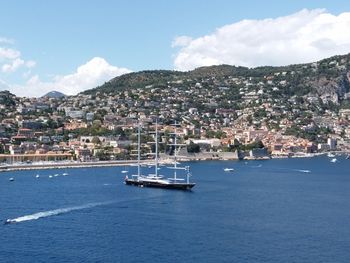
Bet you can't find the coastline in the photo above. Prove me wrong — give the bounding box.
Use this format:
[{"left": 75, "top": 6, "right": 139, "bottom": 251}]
[
  {"left": 0, "top": 160, "right": 154, "bottom": 172},
  {"left": 1, "top": 151, "right": 348, "bottom": 172}
]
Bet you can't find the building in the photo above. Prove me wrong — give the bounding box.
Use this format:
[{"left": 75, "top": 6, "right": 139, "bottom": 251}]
[{"left": 327, "top": 138, "right": 337, "bottom": 150}]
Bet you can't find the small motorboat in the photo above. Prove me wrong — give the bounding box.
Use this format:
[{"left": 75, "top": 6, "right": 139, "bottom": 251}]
[
  {"left": 121, "top": 170, "right": 128, "bottom": 174},
  {"left": 9, "top": 177, "right": 14, "bottom": 182},
  {"left": 49, "top": 175, "right": 53, "bottom": 178},
  {"left": 62, "top": 173, "right": 69, "bottom": 176},
  {"left": 330, "top": 158, "right": 337, "bottom": 163},
  {"left": 4, "top": 219, "right": 15, "bottom": 225},
  {"left": 35, "top": 174, "right": 40, "bottom": 178},
  {"left": 223, "top": 168, "right": 234, "bottom": 172}
]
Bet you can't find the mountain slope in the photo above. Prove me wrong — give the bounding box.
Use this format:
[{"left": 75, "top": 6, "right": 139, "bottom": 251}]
[
  {"left": 42, "top": 91, "right": 66, "bottom": 98},
  {"left": 82, "top": 53, "right": 350, "bottom": 106}
]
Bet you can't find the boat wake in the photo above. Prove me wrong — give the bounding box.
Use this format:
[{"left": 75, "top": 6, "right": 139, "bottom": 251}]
[
  {"left": 251, "top": 164, "right": 262, "bottom": 168},
  {"left": 294, "top": 169, "right": 311, "bottom": 173},
  {"left": 5, "top": 201, "right": 114, "bottom": 224}
]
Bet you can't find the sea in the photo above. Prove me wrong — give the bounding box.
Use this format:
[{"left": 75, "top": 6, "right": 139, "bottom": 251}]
[{"left": 1, "top": 154, "right": 350, "bottom": 263}]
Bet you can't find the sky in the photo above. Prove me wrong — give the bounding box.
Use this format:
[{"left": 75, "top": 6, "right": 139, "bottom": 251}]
[{"left": 0, "top": 0, "right": 350, "bottom": 97}]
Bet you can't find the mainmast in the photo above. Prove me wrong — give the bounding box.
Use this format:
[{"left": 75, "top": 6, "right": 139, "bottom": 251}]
[
  {"left": 137, "top": 122, "right": 141, "bottom": 179},
  {"left": 173, "top": 121, "right": 178, "bottom": 181},
  {"left": 154, "top": 120, "right": 159, "bottom": 178},
  {"left": 167, "top": 121, "right": 188, "bottom": 182}
]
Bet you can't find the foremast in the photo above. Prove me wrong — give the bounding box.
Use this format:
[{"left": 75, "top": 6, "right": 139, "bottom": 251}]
[
  {"left": 168, "top": 121, "right": 191, "bottom": 184},
  {"left": 130, "top": 122, "right": 142, "bottom": 181}
]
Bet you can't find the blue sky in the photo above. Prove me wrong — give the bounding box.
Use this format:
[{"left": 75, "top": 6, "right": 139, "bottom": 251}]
[{"left": 0, "top": 0, "right": 349, "bottom": 96}]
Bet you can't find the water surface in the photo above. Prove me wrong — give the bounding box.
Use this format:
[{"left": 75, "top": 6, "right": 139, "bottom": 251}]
[{"left": 1, "top": 155, "right": 350, "bottom": 262}]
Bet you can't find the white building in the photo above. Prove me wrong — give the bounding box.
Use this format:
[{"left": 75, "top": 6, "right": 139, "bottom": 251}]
[{"left": 327, "top": 138, "right": 337, "bottom": 150}]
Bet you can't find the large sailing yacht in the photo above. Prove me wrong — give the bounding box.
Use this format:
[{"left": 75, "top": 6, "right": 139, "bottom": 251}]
[{"left": 124, "top": 120, "right": 195, "bottom": 190}]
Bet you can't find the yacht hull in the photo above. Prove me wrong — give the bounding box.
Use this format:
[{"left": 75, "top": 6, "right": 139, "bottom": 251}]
[{"left": 125, "top": 179, "right": 195, "bottom": 190}]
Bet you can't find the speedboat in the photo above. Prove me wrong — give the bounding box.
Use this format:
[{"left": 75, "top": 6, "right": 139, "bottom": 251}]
[
  {"left": 62, "top": 173, "right": 69, "bottom": 176},
  {"left": 4, "top": 219, "right": 15, "bottom": 225},
  {"left": 223, "top": 168, "right": 234, "bottom": 172},
  {"left": 9, "top": 177, "right": 14, "bottom": 182},
  {"left": 36, "top": 174, "right": 40, "bottom": 178},
  {"left": 330, "top": 158, "right": 337, "bottom": 163}
]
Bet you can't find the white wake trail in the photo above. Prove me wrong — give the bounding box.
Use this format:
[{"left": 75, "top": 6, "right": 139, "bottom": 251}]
[
  {"left": 7, "top": 201, "right": 114, "bottom": 224},
  {"left": 294, "top": 169, "right": 311, "bottom": 173}
]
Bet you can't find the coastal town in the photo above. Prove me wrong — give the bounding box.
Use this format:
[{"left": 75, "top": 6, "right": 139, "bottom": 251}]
[{"left": 1, "top": 54, "right": 350, "bottom": 166}]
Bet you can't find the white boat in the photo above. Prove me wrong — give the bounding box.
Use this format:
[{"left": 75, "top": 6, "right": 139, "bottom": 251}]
[
  {"left": 223, "top": 168, "right": 234, "bottom": 172},
  {"left": 62, "top": 172, "right": 69, "bottom": 176},
  {"left": 49, "top": 175, "right": 53, "bottom": 178},
  {"left": 9, "top": 177, "right": 14, "bottom": 182},
  {"left": 121, "top": 170, "right": 128, "bottom": 174},
  {"left": 327, "top": 153, "right": 335, "bottom": 158},
  {"left": 4, "top": 219, "right": 15, "bottom": 224},
  {"left": 330, "top": 158, "right": 337, "bottom": 163},
  {"left": 35, "top": 174, "right": 40, "bottom": 178}
]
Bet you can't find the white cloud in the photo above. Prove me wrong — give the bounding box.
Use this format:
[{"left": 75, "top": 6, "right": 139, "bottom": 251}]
[
  {"left": 172, "top": 36, "right": 193, "bottom": 48},
  {"left": 2, "top": 58, "right": 25, "bottom": 73},
  {"left": 9, "top": 57, "right": 132, "bottom": 97},
  {"left": 173, "top": 9, "right": 350, "bottom": 70},
  {"left": 0, "top": 40, "right": 36, "bottom": 73},
  {"left": 0, "top": 37, "right": 14, "bottom": 44},
  {"left": 26, "top": 60, "right": 36, "bottom": 68},
  {"left": 0, "top": 47, "right": 20, "bottom": 60}
]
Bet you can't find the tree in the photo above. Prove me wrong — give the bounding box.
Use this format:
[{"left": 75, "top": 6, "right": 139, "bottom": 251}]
[
  {"left": 187, "top": 141, "right": 200, "bottom": 153},
  {"left": 92, "top": 136, "right": 101, "bottom": 145},
  {"left": 95, "top": 150, "right": 110, "bottom": 161}
]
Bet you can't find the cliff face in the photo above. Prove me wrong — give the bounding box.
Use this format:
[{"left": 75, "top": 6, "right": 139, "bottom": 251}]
[{"left": 310, "top": 75, "right": 349, "bottom": 103}]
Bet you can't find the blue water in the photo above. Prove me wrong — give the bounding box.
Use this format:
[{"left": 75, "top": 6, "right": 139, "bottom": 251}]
[{"left": 1, "top": 155, "right": 350, "bottom": 262}]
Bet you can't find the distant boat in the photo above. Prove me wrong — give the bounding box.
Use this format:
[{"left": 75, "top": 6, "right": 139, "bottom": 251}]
[
  {"left": 9, "top": 177, "right": 14, "bottom": 182},
  {"left": 35, "top": 174, "right": 40, "bottom": 178},
  {"left": 297, "top": 169, "right": 311, "bottom": 173},
  {"left": 121, "top": 170, "right": 128, "bottom": 174},
  {"left": 54, "top": 174, "right": 59, "bottom": 177},
  {"left": 330, "top": 158, "right": 337, "bottom": 163},
  {"left": 223, "top": 168, "right": 234, "bottom": 172},
  {"left": 4, "top": 219, "right": 15, "bottom": 225},
  {"left": 49, "top": 175, "right": 53, "bottom": 178},
  {"left": 62, "top": 172, "right": 69, "bottom": 176},
  {"left": 327, "top": 153, "right": 335, "bottom": 158}
]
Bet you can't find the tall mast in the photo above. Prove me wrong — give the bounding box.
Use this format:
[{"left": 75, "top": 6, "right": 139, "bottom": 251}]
[
  {"left": 137, "top": 122, "right": 141, "bottom": 179},
  {"left": 173, "top": 120, "right": 177, "bottom": 181},
  {"left": 155, "top": 119, "right": 158, "bottom": 177}
]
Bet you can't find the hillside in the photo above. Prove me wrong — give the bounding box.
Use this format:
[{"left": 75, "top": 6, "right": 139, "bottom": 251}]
[
  {"left": 83, "top": 53, "right": 350, "bottom": 106},
  {"left": 42, "top": 91, "right": 66, "bottom": 98}
]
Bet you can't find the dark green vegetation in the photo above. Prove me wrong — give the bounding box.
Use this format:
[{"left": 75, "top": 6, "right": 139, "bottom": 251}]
[{"left": 83, "top": 54, "right": 350, "bottom": 103}]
